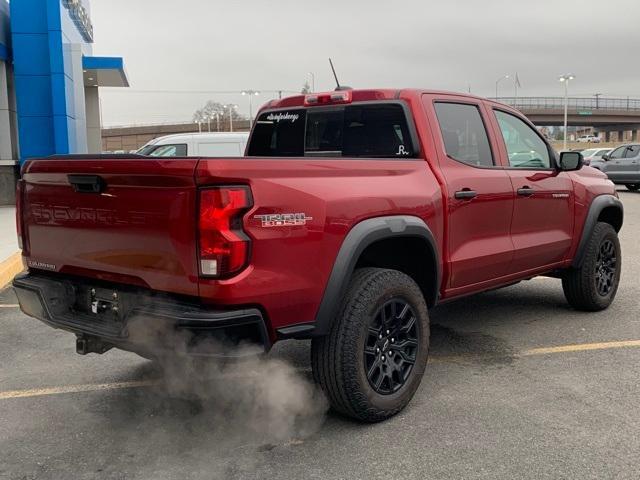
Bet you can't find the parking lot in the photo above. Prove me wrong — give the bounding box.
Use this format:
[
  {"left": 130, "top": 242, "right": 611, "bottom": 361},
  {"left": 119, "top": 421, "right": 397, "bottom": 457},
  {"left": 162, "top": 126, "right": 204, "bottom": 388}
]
[{"left": 1, "top": 189, "right": 639, "bottom": 480}]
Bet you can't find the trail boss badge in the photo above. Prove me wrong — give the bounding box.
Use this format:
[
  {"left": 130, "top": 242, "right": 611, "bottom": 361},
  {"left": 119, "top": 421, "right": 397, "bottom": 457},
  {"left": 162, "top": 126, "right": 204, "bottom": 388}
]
[{"left": 254, "top": 213, "right": 313, "bottom": 227}]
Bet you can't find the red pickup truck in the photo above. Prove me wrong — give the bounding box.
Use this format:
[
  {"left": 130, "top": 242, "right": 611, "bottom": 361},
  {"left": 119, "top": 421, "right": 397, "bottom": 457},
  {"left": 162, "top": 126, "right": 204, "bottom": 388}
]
[{"left": 14, "top": 89, "right": 623, "bottom": 421}]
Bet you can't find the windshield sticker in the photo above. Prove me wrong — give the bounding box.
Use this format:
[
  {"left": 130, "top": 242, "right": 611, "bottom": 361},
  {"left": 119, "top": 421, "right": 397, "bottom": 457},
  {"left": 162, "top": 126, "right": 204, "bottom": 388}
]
[{"left": 266, "top": 112, "right": 300, "bottom": 123}]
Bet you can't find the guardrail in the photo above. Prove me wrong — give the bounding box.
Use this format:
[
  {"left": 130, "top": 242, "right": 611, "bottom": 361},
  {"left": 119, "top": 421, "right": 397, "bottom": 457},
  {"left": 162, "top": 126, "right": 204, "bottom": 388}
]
[
  {"left": 103, "top": 119, "right": 251, "bottom": 130},
  {"left": 102, "top": 121, "right": 197, "bottom": 129},
  {"left": 495, "top": 97, "right": 640, "bottom": 111}
]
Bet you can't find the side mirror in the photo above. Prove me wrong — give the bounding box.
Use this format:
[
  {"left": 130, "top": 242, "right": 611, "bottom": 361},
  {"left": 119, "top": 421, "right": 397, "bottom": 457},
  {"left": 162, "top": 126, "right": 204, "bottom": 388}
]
[
  {"left": 558, "top": 151, "right": 583, "bottom": 171},
  {"left": 602, "top": 154, "right": 610, "bottom": 161}
]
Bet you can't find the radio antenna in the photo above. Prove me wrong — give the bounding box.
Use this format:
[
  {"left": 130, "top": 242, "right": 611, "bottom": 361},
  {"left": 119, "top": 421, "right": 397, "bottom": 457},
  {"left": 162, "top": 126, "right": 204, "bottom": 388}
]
[
  {"left": 329, "top": 58, "right": 341, "bottom": 90},
  {"left": 328, "top": 58, "right": 352, "bottom": 91}
]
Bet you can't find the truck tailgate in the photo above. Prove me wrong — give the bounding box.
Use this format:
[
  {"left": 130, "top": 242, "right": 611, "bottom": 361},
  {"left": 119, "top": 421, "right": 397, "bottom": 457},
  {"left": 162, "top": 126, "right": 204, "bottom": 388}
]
[{"left": 20, "top": 157, "right": 200, "bottom": 297}]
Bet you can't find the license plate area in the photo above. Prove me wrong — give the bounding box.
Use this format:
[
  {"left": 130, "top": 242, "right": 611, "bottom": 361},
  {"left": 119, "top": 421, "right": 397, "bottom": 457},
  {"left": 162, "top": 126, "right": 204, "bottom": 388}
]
[
  {"left": 71, "top": 285, "right": 128, "bottom": 323},
  {"left": 90, "top": 289, "right": 120, "bottom": 316}
]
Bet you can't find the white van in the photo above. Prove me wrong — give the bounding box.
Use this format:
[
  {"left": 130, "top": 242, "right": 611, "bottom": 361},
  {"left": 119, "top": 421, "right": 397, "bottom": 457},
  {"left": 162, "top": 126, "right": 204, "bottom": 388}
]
[{"left": 137, "top": 132, "right": 249, "bottom": 157}]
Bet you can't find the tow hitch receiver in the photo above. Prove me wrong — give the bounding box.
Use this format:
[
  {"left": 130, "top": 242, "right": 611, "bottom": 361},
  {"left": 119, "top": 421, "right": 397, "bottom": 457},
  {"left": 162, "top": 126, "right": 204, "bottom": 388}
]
[
  {"left": 76, "top": 335, "right": 113, "bottom": 355},
  {"left": 89, "top": 288, "right": 121, "bottom": 317}
]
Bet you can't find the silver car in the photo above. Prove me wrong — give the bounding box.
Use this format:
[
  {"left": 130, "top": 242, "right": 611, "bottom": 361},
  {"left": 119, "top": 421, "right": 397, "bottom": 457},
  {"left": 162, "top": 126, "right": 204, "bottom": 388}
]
[
  {"left": 590, "top": 144, "right": 640, "bottom": 192},
  {"left": 581, "top": 147, "right": 612, "bottom": 167}
]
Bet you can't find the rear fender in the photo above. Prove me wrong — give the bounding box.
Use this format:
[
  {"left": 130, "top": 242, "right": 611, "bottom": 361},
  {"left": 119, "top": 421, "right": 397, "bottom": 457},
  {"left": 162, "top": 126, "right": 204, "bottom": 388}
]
[{"left": 306, "top": 215, "right": 440, "bottom": 337}]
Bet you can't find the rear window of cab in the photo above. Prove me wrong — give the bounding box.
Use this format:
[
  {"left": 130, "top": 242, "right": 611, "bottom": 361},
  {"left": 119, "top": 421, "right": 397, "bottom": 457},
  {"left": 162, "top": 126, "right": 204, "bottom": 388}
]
[{"left": 247, "top": 103, "right": 416, "bottom": 158}]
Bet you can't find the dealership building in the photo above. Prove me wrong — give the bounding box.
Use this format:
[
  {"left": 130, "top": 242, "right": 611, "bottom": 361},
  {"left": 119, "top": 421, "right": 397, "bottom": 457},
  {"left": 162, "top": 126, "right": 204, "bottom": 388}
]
[{"left": 0, "top": 0, "right": 128, "bottom": 204}]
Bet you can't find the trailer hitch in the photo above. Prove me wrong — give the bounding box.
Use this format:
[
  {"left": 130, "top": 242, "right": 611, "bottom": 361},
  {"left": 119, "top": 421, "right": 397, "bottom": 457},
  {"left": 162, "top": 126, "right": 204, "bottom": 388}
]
[{"left": 76, "top": 335, "right": 113, "bottom": 355}]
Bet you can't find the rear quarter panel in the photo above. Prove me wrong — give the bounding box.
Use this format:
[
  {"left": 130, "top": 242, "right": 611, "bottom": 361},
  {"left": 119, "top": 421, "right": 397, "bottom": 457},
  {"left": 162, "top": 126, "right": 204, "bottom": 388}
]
[{"left": 196, "top": 158, "right": 443, "bottom": 335}]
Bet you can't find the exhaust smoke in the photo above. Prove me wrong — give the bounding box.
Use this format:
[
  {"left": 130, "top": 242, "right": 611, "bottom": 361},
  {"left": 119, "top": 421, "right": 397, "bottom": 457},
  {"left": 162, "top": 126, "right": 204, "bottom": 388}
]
[{"left": 127, "top": 315, "right": 329, "bottom": 445}]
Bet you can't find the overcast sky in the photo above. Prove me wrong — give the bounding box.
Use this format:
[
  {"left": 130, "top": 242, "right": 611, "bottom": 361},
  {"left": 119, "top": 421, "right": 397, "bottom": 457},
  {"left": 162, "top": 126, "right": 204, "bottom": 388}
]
[{"left": 91, "top": 0, "right": 640, "bottom": 126}]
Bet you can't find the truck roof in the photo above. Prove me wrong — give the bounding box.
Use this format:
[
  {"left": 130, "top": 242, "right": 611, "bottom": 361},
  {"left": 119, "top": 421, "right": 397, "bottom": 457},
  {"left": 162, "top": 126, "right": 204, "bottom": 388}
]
[{"left": 262, "top": 88, "right": 506, "bottom": 110}]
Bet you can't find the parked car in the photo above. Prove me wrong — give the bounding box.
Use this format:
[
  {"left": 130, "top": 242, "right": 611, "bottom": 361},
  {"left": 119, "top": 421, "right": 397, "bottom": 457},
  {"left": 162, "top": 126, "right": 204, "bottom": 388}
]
[
  {"left": 577, "top": 134, "right": 601, "bottom": 143},
  {"left": 14, "top": 88, "right": 623, "bottom": 422},
  {"left": 137, "top": 132, "right": 249, "bottom": 157},
  {"left": 592, "top": 144, "right": 640, "bottom": 191},
  {"left": 581, "top": 147, "right": 613, "bottom": 166}
]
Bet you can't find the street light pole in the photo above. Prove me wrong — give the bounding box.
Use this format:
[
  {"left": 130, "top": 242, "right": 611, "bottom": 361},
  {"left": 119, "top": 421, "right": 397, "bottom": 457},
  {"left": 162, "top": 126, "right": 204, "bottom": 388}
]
[
  {"left": 559, "top": 74, "right": 575, "bottom": 150},
  {"left": 563, "top": 81, "right": 568, "bottom": 149},
  {"left": 495, "top": 74, "right": 510, "bottom": 99},
  {"left": 223, "top": 104, "right": 238, "bottom": 132},
  {"left": 594, "top": 93, "right": 602, "bottom": 110},
  {"left": 308, "top": 72, "right": 315, "bottom": 92},
  {"left": 241, "top": 90, "right": 260, "bottom": 125}
]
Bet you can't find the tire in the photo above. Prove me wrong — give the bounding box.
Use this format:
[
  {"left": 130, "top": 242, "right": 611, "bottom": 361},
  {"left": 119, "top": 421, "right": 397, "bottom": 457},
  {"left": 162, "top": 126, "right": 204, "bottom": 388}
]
[
  {"left": 625, "top": 184, "right": 640, "bottom": 192},
  {"left": 311, "top": 268, "right": 430, "bottom": 422},
  {"left": 562, "top": 222, "right": 621, "bottom": 311}
]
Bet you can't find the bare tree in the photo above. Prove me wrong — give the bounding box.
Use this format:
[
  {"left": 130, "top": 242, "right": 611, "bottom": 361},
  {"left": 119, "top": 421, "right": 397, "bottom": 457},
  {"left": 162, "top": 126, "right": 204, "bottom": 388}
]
[
  {"left": 192, "top": 108, "right": 206, "bottom": 124},
  {"left": 203, "top": 101, "right": 224, "bottom": 118},
  {"left": 193, "top": 101, "right": 246, "bottom": 122},
  {"left": 301, "top": 81, "right": 311, "bottom": 94}
]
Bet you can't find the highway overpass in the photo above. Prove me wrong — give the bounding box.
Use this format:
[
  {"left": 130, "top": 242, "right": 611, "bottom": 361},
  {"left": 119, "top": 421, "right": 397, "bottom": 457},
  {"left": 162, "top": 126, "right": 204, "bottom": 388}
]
[{"left": 496, "top": 97, "right": 640, "bottom": 141}]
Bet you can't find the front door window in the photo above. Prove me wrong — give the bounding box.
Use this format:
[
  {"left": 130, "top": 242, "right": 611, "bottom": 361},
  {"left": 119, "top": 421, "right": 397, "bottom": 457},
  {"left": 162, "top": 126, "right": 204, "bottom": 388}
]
[{"left": 494, "top": 111, "right": 551, "bottom": 169}]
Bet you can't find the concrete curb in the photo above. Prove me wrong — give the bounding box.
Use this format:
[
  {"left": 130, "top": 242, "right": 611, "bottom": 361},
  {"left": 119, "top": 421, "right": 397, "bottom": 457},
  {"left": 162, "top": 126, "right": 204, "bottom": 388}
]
[{"left": 0, "top": 251, "right": 23, "bottom": 289}]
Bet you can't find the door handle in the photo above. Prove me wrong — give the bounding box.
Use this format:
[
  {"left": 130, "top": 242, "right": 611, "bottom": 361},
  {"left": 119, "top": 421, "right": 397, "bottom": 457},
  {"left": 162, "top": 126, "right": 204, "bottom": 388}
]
[
  {"left": 517, "top": 186, "right": 535, "bottom": 197},
  {"left": 454, "top": 189, "right": 477, "bottom": 200},
  {"left": 68, "top": 174, "right": 106, "bottom": 193}
]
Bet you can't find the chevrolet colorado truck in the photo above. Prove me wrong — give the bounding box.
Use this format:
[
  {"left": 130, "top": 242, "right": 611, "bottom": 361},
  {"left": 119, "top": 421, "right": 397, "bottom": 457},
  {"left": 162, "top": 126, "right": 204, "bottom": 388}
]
[{"left": 13, "top": 89, "right": 623, "bottom": 422}]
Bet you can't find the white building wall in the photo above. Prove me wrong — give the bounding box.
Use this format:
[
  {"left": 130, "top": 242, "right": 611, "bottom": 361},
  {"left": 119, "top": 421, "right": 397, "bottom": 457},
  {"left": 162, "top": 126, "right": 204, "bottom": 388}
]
[
  {"left": 68, "top": 43, "right": 88, "bottom": 153},
  {"left": 7, "top": 61, "right": 18, "bottom": 159},
  {"left": 0, "top": 60, "right": 16, "bottom": 163},
  {"left": 84, "top": 86, "right": 101, "bottom": 153}
]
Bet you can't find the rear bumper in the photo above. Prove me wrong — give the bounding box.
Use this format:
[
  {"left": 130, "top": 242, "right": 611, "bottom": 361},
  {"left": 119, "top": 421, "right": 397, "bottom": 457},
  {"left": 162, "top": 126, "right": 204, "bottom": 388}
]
[{"left": 13, "top": 272, "right": 270, "bottom": 358}]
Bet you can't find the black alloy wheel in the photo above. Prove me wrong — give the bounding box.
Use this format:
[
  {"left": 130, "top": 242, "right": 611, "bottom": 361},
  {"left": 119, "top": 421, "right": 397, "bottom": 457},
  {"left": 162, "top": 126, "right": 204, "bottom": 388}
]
[
  {"left": 364, "top": 298, "right": 418, "bottom": 395},
  {"left": 311, "top": 268, "right": 430, "bottom": 421},
  {"left": 595, "top": 239, "right": 617, "bottom": 297}
]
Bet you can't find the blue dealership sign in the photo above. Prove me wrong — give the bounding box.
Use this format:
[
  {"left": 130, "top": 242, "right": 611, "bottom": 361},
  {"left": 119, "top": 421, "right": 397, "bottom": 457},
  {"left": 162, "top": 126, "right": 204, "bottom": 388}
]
[{"left": 62, "top": 0, "right": 94, "bottom": 43}]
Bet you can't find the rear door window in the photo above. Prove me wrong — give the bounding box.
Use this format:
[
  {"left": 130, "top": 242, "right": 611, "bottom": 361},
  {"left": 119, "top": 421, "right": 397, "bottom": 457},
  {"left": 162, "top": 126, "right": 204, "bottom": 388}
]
[
  {"left": 248, "top": 103, "right": 415, "bottom": 158},
  {"left": 434, "top": 102, "right": 494, "bottom": 167}
]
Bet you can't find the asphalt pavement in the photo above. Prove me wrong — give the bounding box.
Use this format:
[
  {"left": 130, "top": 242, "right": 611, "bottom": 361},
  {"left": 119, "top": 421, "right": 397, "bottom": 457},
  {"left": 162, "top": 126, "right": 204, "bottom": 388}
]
[{"left": 1, "top": 190, "right": 639, "bottom": 480}]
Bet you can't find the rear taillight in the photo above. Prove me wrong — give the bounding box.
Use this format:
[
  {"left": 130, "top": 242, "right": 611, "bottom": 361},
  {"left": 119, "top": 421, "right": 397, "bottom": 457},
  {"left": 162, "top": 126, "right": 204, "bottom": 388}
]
[
  {"left": 15, "top": 180, "right": 24, "bottom": 250},
  {"left": 198, "top": 186, "right": 252, "bottom": 278}
]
